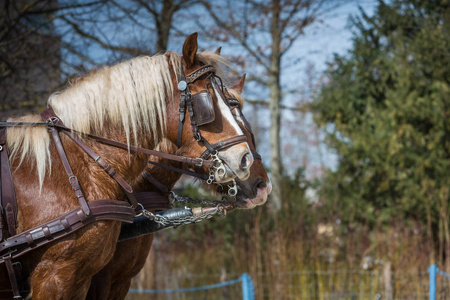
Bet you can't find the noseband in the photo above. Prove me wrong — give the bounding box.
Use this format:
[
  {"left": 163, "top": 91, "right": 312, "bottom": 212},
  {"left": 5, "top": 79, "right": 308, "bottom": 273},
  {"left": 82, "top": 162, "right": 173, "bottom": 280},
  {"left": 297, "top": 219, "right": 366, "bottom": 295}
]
[{"left": 176, "top": 61, "right": 247, "bottom": 159}]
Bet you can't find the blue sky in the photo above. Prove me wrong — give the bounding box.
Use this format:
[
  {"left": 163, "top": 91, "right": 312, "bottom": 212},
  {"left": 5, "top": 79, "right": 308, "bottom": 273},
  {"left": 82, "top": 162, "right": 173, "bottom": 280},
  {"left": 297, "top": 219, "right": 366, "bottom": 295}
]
[{"left": 254, "top": 0, "right": 378, "bottom": 178}]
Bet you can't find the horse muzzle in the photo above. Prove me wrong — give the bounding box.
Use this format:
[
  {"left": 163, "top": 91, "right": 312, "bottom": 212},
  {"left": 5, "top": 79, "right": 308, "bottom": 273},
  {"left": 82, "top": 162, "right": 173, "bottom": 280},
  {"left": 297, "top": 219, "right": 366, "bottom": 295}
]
[{"left": 213, "top": 145, "right": 253, "bottom": 183}]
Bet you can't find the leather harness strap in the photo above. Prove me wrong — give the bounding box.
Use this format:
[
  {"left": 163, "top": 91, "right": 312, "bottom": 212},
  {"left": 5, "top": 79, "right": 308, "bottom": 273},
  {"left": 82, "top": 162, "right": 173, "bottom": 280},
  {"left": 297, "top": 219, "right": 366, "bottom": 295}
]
[
  {"left": 0, "top": 200, "right": 135, "bottom": 263},
  {"left": 134, "top": 192, "right": 172, "bottom": 211},
  {"left": 1, "top": 128, "right": 24, "bottom": 299},
  {"left": 147, "top": 160, "right": 209, "bottom": 181},
  {"left": 0, "top": 128, "right": 17, "bottom": 238},
  {"left": 40, "top": 108, "right": 138, "bottom": 208},
  {"left": 48, "top": 125, "right": 91, "bottom": 216},
  {"left": 142, "top": 172, "right": 170, "bottom": 194},
  {"left": 4, "top": 256, "right": 21, "bottom": 299}
]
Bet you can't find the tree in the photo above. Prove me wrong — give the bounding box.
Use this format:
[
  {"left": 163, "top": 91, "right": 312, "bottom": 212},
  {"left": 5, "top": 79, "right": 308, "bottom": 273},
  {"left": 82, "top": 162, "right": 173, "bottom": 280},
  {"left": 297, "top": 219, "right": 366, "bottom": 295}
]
[
  {"left": 0, "top": 0, "right": 61, "bottom": 118},
  {"left": 312, "top": 0, "right": 450, "bottom": 264},
  {"left": 199, "top": 0, "right": 338, "bottom": 210},
  {"left": 0, "top": 0, "right": 199, "bottom": 118}
]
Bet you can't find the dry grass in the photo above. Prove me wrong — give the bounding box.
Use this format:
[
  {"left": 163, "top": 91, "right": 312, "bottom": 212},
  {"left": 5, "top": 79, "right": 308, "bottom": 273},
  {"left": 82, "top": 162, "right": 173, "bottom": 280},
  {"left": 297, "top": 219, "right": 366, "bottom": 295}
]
[{"left": 125, "top": 203, "right": 443, "bottom": 300}]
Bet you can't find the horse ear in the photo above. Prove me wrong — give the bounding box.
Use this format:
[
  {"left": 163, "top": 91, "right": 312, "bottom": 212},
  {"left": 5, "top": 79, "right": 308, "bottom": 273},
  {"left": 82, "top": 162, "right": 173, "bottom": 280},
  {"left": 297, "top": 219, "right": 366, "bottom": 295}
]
[
  {"left": 182, "top": 32, "right": 198, "bottom": 68},
  {"left": 215, "top": 47, "right": 222, "bottom": 55},
  {"left": 230, "top": 74, "right": 246, "bottom": 94}
]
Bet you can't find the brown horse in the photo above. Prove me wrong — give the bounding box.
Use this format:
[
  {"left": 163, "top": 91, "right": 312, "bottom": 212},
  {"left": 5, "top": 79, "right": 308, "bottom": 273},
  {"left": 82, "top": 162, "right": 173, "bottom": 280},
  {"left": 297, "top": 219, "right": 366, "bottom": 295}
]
[
  {"left": 0, "top": 33, "right": 253, "bottom": 299},
  {"left": 86, "top": 74, "right": 271, "bottom": 299}
]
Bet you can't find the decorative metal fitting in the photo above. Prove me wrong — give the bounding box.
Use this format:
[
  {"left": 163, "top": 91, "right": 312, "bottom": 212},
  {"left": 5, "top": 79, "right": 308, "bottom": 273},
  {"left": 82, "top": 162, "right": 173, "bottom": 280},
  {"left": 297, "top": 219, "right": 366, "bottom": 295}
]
[
  {"left": 47, "top": 116, "right": 59, "bottom": 125},
  {"left": 178, "top": 80, "right": 187, "bottom": 91}
]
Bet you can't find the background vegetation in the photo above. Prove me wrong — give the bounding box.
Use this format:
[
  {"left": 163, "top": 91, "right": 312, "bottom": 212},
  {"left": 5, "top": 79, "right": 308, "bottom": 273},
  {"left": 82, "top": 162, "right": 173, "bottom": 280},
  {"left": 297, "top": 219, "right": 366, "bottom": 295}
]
[{"left": 2, "top": 0, "right": 450, "bottom": 298}]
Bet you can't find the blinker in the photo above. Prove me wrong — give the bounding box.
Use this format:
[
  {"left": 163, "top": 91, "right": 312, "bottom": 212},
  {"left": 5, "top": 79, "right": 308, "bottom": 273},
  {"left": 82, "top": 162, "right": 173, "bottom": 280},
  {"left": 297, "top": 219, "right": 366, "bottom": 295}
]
[{"left": 191, "top": 91, "right": 215, "bottom": 126}]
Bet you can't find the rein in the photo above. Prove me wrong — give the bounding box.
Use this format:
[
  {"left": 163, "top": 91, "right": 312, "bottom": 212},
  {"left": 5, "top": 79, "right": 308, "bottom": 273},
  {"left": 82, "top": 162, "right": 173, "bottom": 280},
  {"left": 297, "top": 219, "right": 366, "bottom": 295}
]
[{"left": 0, "top": 118, "right": 216, "bottom": 168}]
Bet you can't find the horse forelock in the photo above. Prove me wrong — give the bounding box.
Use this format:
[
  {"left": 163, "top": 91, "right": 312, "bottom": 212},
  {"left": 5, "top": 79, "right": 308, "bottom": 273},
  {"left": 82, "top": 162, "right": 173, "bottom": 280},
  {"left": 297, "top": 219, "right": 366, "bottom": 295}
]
[
  {"left": 196, "top": 51, "right": 230, "bottom": 80},
  {"left": 169, "top": 51, "right": 230, "bottom": 85}
]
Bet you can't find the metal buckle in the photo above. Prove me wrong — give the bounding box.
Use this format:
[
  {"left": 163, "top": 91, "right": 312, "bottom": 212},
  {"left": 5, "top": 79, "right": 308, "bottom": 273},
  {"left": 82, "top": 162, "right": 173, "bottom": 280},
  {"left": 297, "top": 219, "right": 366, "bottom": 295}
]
[
  {"left": 68, "top": 175, "right": 78, "bottom": 185},
  {"left": 194, "top": 132, "right": 202, "bottom": 141},
  {"left": 194, "top": 158, "right": 204, "bottom": 167},
  {"left": 1, "top": 249, "right": 17, "bottom": 260}
]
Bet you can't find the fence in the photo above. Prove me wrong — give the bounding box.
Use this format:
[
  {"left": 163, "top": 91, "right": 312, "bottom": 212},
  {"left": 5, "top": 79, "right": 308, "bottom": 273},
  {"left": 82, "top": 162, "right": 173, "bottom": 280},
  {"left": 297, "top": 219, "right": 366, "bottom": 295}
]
[
  {"left": 129, "top": 273, "right": 255, "bottom": 300},
  {"left": 127, "top": 267, "right": 450, "bottom": 299},
  {"left": 127, "top": 269, "right": 435, "bottom": 299},
  {"left": 429, "top": 264, "right": 450, "bottom": 300}
]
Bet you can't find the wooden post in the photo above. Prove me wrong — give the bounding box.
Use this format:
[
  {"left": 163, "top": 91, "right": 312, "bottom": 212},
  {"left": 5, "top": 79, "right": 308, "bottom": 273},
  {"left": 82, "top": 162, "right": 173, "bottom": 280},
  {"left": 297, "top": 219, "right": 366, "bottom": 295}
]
[{"left": 383, "top": 262, "right": 393, "bottom": 300}]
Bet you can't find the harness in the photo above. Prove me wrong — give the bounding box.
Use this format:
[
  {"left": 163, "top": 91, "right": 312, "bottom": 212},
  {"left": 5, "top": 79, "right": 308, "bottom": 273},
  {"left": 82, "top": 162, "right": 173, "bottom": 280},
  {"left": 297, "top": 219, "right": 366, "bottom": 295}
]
[{"left": 0, "top": 60, "right": 250, "bottom": 298}]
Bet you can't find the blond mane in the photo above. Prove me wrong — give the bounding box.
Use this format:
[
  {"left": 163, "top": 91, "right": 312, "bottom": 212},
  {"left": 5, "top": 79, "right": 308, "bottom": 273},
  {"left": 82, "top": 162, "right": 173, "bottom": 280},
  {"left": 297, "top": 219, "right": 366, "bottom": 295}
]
[{"left": 7, "top": 54, "right": 174, "bottom": 186}]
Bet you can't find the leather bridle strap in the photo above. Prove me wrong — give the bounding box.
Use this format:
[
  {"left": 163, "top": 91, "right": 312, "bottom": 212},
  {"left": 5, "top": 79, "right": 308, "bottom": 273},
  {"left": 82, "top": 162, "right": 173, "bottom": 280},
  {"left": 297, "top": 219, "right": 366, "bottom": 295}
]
[
  {"left": 176, "top": 63, "right": 216, "bottom": 148},
  {"left": 147, "top": 160, "right": 209, "bottom": 181},
  {"left": 200, "top": 135, "right": 248, "bottom": 160},
  {"left": 185, "top": 65, "right": 215, "bottom": 84},
  {"left": 176, "top": 62, "right": 188, "bottom": 148}
]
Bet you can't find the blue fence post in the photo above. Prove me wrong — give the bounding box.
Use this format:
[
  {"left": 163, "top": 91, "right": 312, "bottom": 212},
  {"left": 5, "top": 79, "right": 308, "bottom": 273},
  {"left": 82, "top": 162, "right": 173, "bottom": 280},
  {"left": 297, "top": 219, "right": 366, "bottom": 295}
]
[
  {"left": 241, "top": 273, "right": 255, "bottom": 300},
  {"left": 429, "top": 264, "right": 437, "bottom": 300}
]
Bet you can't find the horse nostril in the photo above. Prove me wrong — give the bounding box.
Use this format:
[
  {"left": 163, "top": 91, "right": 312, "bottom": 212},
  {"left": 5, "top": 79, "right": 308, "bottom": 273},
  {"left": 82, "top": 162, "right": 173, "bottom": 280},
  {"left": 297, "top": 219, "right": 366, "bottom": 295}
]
[
  {"left": 240, "top": 153, "right": 251, "bottom": 170},
  {"left": 253, "top": 178, "right": 267, "bottom": 195}
]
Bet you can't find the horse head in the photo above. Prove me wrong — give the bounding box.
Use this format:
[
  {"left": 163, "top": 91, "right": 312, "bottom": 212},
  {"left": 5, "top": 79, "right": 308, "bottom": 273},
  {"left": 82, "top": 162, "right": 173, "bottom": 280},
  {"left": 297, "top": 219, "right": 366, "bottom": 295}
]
[
  {"left": 221, "top": 75, "right": 272, "bottom": 209},
  {"left": 164, "top": 33, "right": 253, "bottom": 184}
]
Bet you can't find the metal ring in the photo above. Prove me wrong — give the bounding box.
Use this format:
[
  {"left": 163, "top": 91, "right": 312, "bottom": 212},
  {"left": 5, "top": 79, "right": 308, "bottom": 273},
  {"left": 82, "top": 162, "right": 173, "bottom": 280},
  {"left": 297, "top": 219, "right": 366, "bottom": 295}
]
[
  {"left": 228, "top": 188, "right": 237, "bottom": 197},
  {"left": 0, "top": 145, "right": 3, "bottom": 152}
]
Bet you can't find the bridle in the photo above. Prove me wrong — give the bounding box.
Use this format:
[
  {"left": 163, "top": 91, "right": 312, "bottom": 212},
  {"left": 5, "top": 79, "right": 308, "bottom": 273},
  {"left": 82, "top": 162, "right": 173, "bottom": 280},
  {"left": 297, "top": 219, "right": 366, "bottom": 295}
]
[
  {"left": 222, "top": 89, "right": 262, "bottom": 161},
  {"left": 176, "top": 60, "right": 248, "bottom": 160}
]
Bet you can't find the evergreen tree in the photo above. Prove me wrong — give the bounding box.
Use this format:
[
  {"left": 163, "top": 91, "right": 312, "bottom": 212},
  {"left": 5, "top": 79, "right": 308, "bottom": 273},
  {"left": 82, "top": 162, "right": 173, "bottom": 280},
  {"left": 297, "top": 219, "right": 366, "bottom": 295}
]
[{"left": 312, "top": 0, "right": 450, "bottom": 262}]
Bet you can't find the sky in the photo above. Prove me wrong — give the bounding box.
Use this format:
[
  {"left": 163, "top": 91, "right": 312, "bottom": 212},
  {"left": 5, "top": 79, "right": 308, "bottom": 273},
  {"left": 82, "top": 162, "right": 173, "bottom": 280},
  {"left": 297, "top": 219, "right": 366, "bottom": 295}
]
[{"left": 252, "top": 0, "right": 379, "bottom": 179}]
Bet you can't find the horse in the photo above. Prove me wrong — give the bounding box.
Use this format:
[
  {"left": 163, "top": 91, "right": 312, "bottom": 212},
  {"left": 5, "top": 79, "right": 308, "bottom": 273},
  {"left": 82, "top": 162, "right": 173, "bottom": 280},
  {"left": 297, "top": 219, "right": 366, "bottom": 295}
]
[
  {"left": 86, "top": 72, "right": 272, "bottom": 300},
  {"left": 0, "top": 33, "right": 253, "bottom": 299}
]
